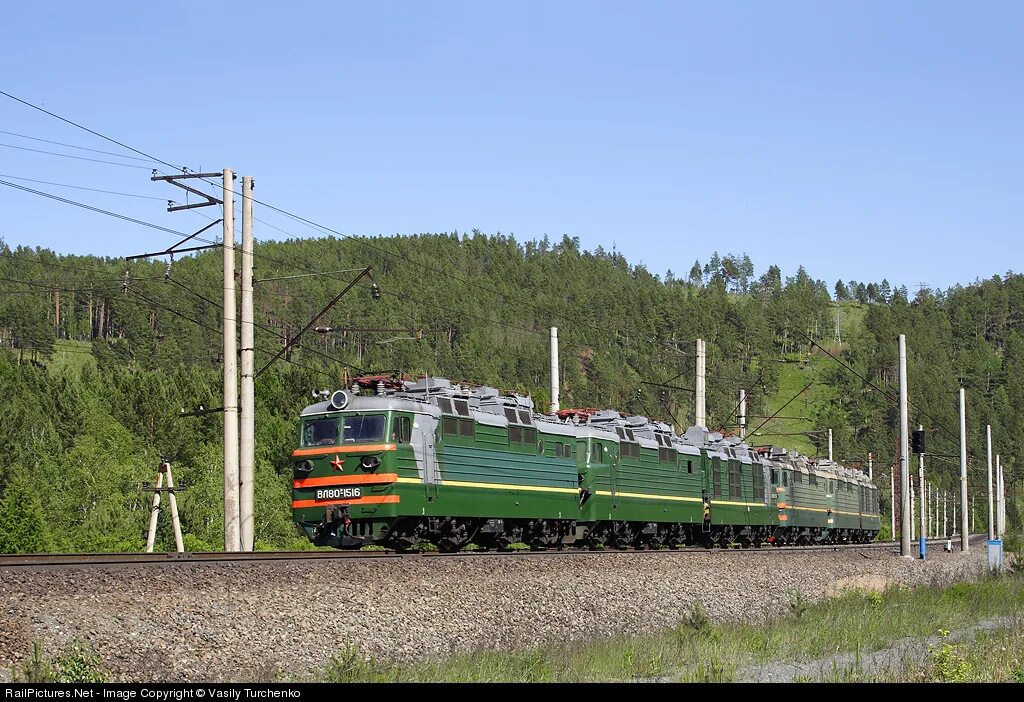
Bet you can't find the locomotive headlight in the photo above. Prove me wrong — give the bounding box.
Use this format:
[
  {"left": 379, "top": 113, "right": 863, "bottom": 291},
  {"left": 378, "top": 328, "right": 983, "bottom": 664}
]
[
  {"left": 360, "top": 455, "right": 381, "bottom": 471},
  {"left": 295, "top": 460, "right": 314, "bottom": 474}
]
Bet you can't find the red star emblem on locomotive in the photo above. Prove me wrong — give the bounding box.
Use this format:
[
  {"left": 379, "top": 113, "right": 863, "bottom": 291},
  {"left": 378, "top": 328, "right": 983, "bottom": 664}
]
[{"left": 329, "top": 455, "right": 345, "bottom": 472}]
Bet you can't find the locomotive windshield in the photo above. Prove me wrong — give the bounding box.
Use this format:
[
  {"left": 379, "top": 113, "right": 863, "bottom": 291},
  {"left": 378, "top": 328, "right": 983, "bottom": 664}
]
[
  {"left": 302, "top": 417, "right": 339, "bottom": 446},
  {"left": 342, "top": 414, "right": 386, "bottom": 443}
]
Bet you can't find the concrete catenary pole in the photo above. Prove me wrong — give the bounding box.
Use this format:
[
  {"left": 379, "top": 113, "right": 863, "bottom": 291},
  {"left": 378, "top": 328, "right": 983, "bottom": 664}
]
[
  {"left": 919, "top": 424, "right": 926, "bottom": 558},
  {"left": 828, "top": 428, "right": 833, "bottom": 462},
  {"left": 996, "top": 454, "right": 1004, "bottom": 538},
  {"left": 549, "top": 327, "right": 559, "bottom": 414},
  {"left": 239, "top": 175, "right": 255, "bottom": 552},
  {"left": 898, "top": 334, "right": 912, "bottom": 556},
  {"left": 986, "top": 424, "right": 994, "bottom": 541},
  {"left": 695, "top": 339, "right": 706, "bottom": 427},
  {"left": 739, "top": 389, "right": 746, "bottom": 439},
  {"left": 959, "top": 387, "right": 969, "bottom": 551},
  {"left": 222, "top": 168, "right": 240, "bottom": 552},
  {"left": 868, "top": 452, "right": 873, "bottom": 480},
  {"left": 889, "top": 468, "right": 896, "bottom": 539}
]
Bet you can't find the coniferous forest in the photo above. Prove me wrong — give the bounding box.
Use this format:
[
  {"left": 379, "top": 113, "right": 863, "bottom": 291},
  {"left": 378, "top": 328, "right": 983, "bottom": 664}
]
[{"left": 0, "top": 233, "right": 1020, "bottom": 552}]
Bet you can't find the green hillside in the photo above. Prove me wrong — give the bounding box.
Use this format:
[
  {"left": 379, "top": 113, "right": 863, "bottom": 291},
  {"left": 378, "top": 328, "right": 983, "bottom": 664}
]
[{"left": 0, "top": 235, "right": 1020, "bottom": 551}]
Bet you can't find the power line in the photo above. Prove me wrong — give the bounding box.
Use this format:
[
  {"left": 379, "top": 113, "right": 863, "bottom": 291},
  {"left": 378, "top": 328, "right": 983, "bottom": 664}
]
[
  {"left": 0, "top": 90, "right": 596, "bottom": 335},
  {"left": 0, "top": 129, "right": 157, "bottom": 162},
  {"left": 0, "top": 89, "right": 180, "bottom": 170},
  {"left": 0, "top": 173, "right": 165, "bottom": 200},
  {"left": 0, "top": 142, "right": 152, "bottom": 169},
  {"left": 0, "top": 179, "right": 187, "bottom": 236}
]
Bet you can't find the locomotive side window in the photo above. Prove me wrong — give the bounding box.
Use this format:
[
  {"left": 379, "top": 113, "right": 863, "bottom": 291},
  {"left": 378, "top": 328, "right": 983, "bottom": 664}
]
[
  {"left": 302, "top": 417, "right": 339, "bottom": 447},
  {"left": 590, "top": 442, "right": 601, "bottom": 462},
  {"left": 686, "top": 459, "right": 694, "bottom": 474},
  {"left": 771, "top": 469, "right": 778, "bottom": 484},
  {"left": 443, "top": 416, "right": 459, "bottom": 436},
  {"left": 504, "top": 408, "right": 518, "bottom": 423},
  {"left": 454, "top": 399, "right": 470, "bottom": 416},
  {"left": 458, "top": 418, "right": 474, "bottom": 437},
  {"left": 393, "top": 416, "right": 412, "bottom": 444},
  {"left": 782, "top": 471, "right": 788, "bottom": 487}
]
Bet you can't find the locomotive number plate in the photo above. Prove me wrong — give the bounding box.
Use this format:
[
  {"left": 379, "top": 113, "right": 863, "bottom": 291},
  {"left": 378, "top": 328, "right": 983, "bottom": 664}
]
[{"left": 315, "top": 487, "right": 362, "bottom": 501}]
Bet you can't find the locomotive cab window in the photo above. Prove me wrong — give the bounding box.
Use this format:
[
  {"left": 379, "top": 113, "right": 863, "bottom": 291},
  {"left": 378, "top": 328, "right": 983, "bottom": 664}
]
[
  {"left": 342, "top": 414, "right": 386, "bottom": 443},
  {"left": 302, "top": 416, "right": 339, "bottom": 447}
]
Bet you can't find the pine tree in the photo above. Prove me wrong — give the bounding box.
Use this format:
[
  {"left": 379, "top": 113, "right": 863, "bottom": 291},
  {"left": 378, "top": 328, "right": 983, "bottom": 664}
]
[{"left": 0, "top": 469, "right": 53, "bottom": 553}]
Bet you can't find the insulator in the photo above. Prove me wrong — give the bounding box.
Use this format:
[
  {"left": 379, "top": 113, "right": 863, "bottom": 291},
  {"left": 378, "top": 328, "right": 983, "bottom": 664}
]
[{"left": 370, "top": 282, "right": 381, "bottom": 300}]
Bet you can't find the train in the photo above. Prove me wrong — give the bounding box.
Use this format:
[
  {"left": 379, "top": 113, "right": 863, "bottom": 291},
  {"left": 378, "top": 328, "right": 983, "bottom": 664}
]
[{"left": 291, "top": 376, "right": 880, "bottom": 550}]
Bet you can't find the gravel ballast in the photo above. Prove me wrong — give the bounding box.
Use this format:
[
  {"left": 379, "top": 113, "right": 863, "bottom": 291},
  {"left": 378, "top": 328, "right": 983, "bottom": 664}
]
[{"left": 0, "top": 544, "right": 987, "bottom": 681}]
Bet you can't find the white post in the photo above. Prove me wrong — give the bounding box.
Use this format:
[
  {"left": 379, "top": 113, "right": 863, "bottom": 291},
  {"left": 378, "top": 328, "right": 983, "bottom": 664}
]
[
  {"left": 223, "top": 168, "right": 240, "bottom": 552},
  {"left": 868, "top": 452, "right": 873, "bottom": 480},
  {"left": 239, "top": 175, "right": 255, "bottom": 552},
  {"left": 828, "top": 428, "right": 833, "bottom": 462},
  {"left": 165, "top": 462, "right": 185, "bottom": 553},
  {"left": 739, "top": 389, "right": 746, "bottom": 439},
  {"left": 953, "top": 499, "right": 957, "bottom": 537},
  {"left": 986, "top": 424, "right": 994, "bottom": 541},
  {"left": 919, "top": 424, "right": 926, "bottom": 556},
  {"left": 959, "top": 387, "right": 969, "bottom": 551},
  {"left": 913, "top": 478, "right": 921, "bottom": 544},
  {"left": 890, "top": 468, "right": 896, "bottom": 539},
  {"left": 898, "top": 334, "right": 912, "bottom": 556},
  {"left": 549, "top": 327, "right": 560, "bottom": 414},
  {"left": 943, "top": 491, "right": 948, "bottom": 539},
  {"left": 145, "top": 472, "right": 164, "bottom": 553},
  {"left": 695, "top": 339, "right": 706, "bottom": 427}
]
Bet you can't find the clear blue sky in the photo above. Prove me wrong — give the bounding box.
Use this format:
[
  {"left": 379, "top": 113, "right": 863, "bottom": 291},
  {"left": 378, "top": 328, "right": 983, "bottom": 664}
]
[{"left": 1, "top": 1, "right": 1021, "bottom": 290}]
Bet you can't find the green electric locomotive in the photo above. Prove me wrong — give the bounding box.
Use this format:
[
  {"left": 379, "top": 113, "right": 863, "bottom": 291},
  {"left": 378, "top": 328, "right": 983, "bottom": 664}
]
[{"left": 291, "top": 377, "right": 880, "bottom": 550}]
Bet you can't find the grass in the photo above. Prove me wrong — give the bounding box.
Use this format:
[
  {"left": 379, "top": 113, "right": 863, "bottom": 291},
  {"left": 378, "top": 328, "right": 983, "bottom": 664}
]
[
  {"left": 749, "top": 356, "right": 825, "bottom": 455},
  {"left": 45, "top": 340, "right": 96, "bottom": 376},
  {"left": 318, "top": 574, "right": 1024, "bottom": 682}
]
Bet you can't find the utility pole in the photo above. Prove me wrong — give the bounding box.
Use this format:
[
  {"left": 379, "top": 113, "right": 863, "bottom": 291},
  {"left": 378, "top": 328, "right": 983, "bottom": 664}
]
[
  {"left": 919, "top": 424, "right": 926, "bottom": 558},
  {"left": 144, "top": 170, "right": 236, "bottom": 552},
  {"left": 549, "top": 327, "right": 559, "bottom": 414},
  {"left": 239, "top": 175, "right": 255, "bottom": 552},
  {"left": 695, "top": 339, "right": 706, "bottom": 427},
  {"left": 738, "top": 389, "right": 746, "bottom": 439},
  {"left": 959, "top": 387, "right": 969, "bottom": 551},
  {"left": 889, "top": 468, "right": 896, "bottom": 539},
  {"left": 898, "top": 334, "right": 912, "bottom": 557},
  {"left": 986, "top": 424, "right": 994, "bottom": 541},
  {"left": 868, "top": 452, "right": 873, "bottom": 480},
  {"left": 996, "top": 454, "right": 1004, "bottom": 538},
  {"left": 223, "top": 168, "right": 240, "bottom": 552},
  {"left": 828, "top": 428, "right": 833, "bottom": 462}
]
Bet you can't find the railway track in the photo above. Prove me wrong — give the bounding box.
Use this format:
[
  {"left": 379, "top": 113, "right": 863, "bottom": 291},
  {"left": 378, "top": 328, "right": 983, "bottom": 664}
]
[{"left": 0, "top": 537, "right": 971, "bottom": 569}]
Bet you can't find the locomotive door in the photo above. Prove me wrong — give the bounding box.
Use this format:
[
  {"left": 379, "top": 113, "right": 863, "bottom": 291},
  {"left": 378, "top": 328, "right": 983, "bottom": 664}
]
[
  {"left": 825, "top": 478, "right": 837, "bottom": 531},
  {"left": 608, "top": 442, "right": 621, "bottom": 511},
  {"left": 412, "top": 414, "right": 440, "bottom": 502}
]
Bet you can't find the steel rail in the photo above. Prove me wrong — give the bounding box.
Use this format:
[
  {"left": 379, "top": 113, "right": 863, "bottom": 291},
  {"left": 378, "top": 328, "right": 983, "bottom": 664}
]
[{"left": 0, "top": 537, "right": 976, "bottom": 570}]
